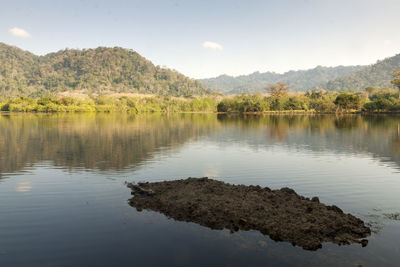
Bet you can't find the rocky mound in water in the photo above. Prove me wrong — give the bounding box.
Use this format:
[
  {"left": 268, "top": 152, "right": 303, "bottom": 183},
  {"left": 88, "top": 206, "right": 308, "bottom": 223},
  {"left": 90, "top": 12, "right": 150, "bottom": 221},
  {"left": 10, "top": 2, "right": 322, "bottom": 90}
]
[{"left": 127, "top": 177, "right": 371, "bottom": 250}]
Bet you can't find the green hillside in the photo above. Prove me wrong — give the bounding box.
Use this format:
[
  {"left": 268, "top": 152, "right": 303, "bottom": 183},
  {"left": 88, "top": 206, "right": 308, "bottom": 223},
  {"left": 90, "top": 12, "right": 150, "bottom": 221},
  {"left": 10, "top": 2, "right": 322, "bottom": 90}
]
[
  {"left": 0, "top": 43, "right": 210, "bottom": 97},
  {"left": 316, "top": 54, "right": 400, "bottom": 91},
  {"left": 200, "top": 65, "right": 364, "bottom": 94}
]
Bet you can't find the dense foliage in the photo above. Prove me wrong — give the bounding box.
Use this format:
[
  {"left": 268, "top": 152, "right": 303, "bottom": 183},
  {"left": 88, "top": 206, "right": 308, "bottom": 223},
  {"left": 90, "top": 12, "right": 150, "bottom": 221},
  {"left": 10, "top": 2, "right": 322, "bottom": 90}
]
[
  {"left": 2, "top": 85, "right": 400, "bottom": 114},
  {"left": 392, "top": 69, "right": 400, "bottom": 90},
  {"left": 216, "top": 93, "right": 332, "bottom": 113},
  {"left": 200, "top": 65, "right": 364, "bottom": 94},
  {"left": 215, "top": 88, "right": 400, "bottom": 113},
  {"left": 0, "top": 43, "right": 210, "bottom": 97},
  {"left": 316, "top": 54, "right": 400, "bottom": 91},
  {"left": 0, "top": 95, "right": 218, "bottom": 113}
]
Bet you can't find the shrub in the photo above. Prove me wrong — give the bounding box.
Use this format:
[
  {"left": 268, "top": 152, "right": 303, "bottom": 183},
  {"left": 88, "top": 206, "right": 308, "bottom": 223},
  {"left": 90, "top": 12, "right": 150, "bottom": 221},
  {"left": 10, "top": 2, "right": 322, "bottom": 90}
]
[
  {"left": 240, "top": 95, "right": 268, "bottom": 112},
  {"left": 334, "top": 93, "right": 362, "bottom": 110},
  {"left": 309, "top": 98, "right": 336, "bottom": 113},
  {"left": 284, "top": 97, "right": 308, "bottom": 110},
  {"left": 217, "top": 98, "right": 239, "bottom": 112}
]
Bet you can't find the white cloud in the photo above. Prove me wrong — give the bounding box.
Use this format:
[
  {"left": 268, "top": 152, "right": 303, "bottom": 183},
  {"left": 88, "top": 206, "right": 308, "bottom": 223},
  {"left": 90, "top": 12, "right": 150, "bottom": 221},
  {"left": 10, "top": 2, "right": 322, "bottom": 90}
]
[
  {"left": 9, "top": 27, "right": 31, "bottom": 38},
  {"left": 202, "top": 41, "right": 223, "bottom": 51}
]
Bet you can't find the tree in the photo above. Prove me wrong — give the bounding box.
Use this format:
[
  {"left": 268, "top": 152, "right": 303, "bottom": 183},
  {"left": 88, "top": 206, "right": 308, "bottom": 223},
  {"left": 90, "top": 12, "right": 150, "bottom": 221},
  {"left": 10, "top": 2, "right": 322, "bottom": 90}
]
[
  {"left": 391, "top": 69, "right": 400, "bottom": 98},
  {"left": 264, "top": 83, "right": 289, "bottom": 97},
  {"left": 334, "top": 93, "right": 362, "bottom": 111},
  {"left": 365, "top": 86, "right": 379, "bottom": 98}
]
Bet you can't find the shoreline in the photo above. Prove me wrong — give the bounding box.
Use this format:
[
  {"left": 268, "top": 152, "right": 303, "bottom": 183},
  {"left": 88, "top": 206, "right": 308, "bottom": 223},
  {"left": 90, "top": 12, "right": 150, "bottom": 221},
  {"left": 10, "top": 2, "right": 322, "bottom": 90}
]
[{"left": 2, "top": 110, "right": 400, "bottom": 115}]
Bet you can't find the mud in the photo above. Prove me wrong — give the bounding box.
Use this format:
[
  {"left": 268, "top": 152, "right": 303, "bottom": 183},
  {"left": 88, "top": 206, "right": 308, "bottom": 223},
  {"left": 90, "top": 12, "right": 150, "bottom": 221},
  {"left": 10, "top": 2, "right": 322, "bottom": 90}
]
[
  {"left": 127, "top": 177, "right": 371, "bottom": 250},
  {"left": 383, "top": 213, "right": 400, "bottom": 221}
]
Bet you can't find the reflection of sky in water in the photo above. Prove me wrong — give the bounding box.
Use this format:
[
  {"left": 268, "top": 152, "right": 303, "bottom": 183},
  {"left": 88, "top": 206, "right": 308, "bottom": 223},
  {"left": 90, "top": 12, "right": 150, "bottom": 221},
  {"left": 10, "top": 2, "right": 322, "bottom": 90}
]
[
  {"left": 1, "top": 153, "right": 400, "bottom": 267},
  {"left": 130, "top": 141, "right": 400, "bottom": 214},
  {"left": 15, "top": 181, "right": 32, "bottom": 192},
  {"left": 0, "top": 114, "right": 400, "bottom": 266}
]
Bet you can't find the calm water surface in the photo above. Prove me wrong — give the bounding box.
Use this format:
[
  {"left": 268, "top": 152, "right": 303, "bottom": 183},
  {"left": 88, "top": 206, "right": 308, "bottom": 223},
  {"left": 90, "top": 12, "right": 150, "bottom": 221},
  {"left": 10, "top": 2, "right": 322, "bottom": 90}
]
[{"left": 0, "top": 113, "right": 399, "bottom": 266}]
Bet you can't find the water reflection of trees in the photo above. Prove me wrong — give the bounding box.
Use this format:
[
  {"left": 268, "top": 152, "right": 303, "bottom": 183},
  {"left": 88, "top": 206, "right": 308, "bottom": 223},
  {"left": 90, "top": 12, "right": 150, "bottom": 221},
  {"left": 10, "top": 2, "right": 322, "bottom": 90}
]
[
  {"left": 0, "top": 114, "right": 220, "bottom": 175},
  {"left": 1, "top": 114, "right": 400, "bottom": 176},
  {"left": 216, "top": 114, "right": 400, "bottom": 168}
]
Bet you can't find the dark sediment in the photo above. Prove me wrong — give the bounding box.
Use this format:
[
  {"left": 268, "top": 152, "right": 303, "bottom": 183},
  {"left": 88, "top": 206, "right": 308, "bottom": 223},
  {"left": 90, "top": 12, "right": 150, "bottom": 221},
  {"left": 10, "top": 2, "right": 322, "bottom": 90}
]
[
  {"left": 127, "top": 177, "right": 371, "bottom": 250},
  {"left": 383, "top": 213, "right": 400, "bottom": 221}
]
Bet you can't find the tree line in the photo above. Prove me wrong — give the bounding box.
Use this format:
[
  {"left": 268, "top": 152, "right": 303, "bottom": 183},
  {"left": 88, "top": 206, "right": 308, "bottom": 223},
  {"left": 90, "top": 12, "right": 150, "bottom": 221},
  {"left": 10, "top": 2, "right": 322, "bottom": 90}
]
[
  {"left": 217, "top": 70, "right": 400, "bottom": 113},
  {"left": 1, "top": 70, "right": 399, "bottom": 114}
]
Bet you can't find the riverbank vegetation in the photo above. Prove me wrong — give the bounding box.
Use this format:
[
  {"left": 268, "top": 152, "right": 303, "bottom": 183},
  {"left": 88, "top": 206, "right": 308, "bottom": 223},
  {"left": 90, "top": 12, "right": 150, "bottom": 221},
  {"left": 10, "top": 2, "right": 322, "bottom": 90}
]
[
  {"left": 216, "top": 71, "right": 400, "bottom": 113},
  {"left": 1, "top": 70, "right": 400, "bottom": 114},
  {"left": 217, "top": 87, "right": 400, "bottom": 113},
  {"left": 0, "top": 88, "right": 399, "bottom": 114},
  {"left": 0, "top": 95, "right": 218, "bottom": 113}
]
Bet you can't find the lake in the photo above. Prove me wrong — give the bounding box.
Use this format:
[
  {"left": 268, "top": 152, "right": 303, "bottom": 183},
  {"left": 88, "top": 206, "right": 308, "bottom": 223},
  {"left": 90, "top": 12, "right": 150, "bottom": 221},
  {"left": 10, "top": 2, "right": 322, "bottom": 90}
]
[{"left": 0, "top": 113, "right": 399, "bottom": 266}]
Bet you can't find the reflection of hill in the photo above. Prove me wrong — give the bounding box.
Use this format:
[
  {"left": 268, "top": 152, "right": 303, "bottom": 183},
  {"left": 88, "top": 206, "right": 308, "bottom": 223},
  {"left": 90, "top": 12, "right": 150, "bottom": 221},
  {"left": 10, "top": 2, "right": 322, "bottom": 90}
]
[
  {"left": 0, "top": 114, "right": 220, "bottom": 175},
  {"left": 216, "top": 115, "right": 400, "bottom": 169},
  {"left": 1, "top": 114, "right": 400, "bottom": 177}
]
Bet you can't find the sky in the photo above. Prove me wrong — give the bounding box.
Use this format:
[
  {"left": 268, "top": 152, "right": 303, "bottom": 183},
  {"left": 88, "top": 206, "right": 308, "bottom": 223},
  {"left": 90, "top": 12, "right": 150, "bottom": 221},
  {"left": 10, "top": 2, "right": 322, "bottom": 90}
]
[{"left": 0, "top": 0, "right": 400, "bottom": 79}]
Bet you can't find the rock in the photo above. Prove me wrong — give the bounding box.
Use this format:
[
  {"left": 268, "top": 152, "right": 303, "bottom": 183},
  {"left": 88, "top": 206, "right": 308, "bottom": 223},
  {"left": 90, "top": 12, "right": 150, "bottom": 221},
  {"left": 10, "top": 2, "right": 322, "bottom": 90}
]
[
  {"left": 128, "top": 184, "right": 155, "bottom": 196},
  {"left": 239, "top": 218, "right": 248, "bottom": 224},
  {"left": 281, "top": 187, "right": 296, "bottom": 194},
  {"left": 328, "top": 205, "right": 343, "bottom": 214},
  {"left": 126, "top": 177, "right": 370, "bottom": 251},
  {"left": 311, "top": 197, "right": 320, "bottom": 203},
  {"left": 361, "top": 239, "right": 368, "bottom": 247}
]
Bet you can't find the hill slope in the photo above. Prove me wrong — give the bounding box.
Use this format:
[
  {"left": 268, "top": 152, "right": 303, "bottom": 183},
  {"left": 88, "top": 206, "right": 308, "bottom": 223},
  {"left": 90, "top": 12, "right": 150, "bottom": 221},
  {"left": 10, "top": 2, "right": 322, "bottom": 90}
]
[
  {"left": 200, "top": 65, "right": 364, "bottom": 94},
  {"left": 0, "top": 43, "right": 210, "bottom": 97},
  {"left": 316, "top": 54, "right": 400, "bottom": 91}
]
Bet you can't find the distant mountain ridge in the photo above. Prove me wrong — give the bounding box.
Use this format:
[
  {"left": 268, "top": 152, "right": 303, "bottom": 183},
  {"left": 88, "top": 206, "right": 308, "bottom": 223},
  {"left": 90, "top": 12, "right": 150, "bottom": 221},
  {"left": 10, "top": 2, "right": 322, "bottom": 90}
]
[
  {"left": 200, "top": 65, "right": 365, "bottom": 94},
  {"left": 0, "top": 43, "right": 210, "bottom": 97},
  {"left": 315, "top": 54, "right": 400, "bottom": 91},
  {"left": 201, "top": 53, "right": 400, "bottom": 94}
]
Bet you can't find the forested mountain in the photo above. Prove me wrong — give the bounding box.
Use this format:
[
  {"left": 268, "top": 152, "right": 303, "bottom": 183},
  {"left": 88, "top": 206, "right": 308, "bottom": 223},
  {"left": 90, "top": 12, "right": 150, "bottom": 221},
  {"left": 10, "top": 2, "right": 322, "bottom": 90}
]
[
  {"left": 200, "top": 65, "right": 364, "bottom": 94},
  {"left": 0, "top": 43, "right": 210, "bottom": 97},
  {"left": 315, "top": 54, "right": 400, "bottom": 91},
  {"left": 2, "top": 42, "right": 398, "bottom": 97}
]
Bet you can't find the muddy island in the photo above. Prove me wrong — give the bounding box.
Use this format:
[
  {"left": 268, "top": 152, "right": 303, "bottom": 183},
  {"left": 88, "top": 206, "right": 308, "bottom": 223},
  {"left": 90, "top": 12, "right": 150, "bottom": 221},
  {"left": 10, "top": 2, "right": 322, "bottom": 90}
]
[{"left": 127, "top": 177, "right": 370, "bottom": 250}]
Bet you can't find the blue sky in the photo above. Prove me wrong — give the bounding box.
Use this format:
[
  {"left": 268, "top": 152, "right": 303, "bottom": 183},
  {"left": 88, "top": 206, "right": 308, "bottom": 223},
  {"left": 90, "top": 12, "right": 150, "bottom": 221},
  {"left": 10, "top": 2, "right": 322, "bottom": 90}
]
[{"left": 1, "top": 0, "right": 400, "bottom": 78}]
